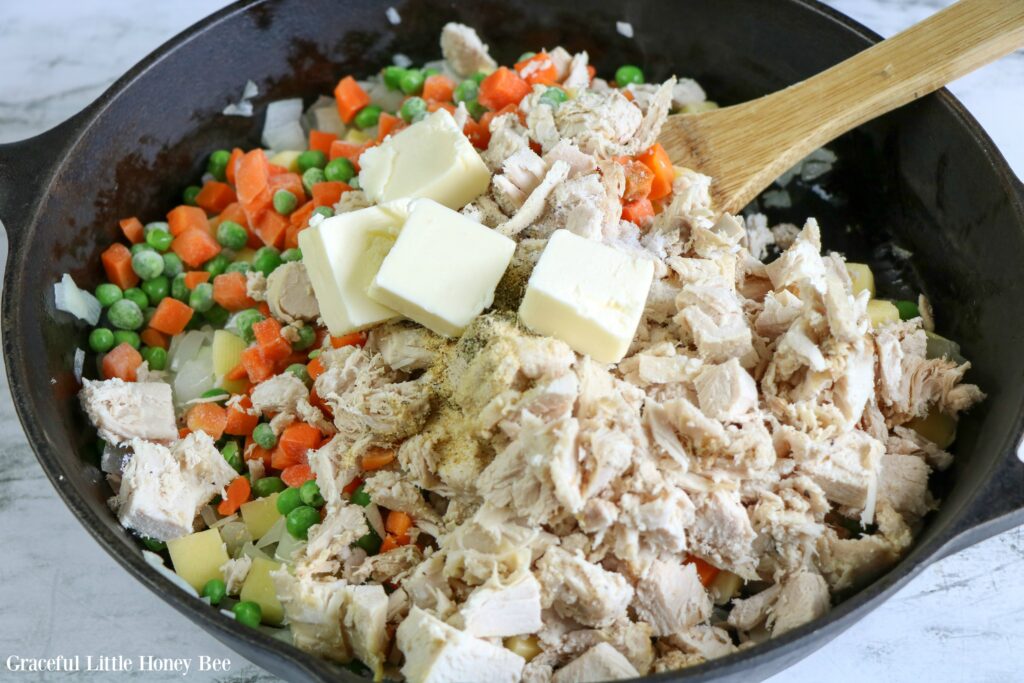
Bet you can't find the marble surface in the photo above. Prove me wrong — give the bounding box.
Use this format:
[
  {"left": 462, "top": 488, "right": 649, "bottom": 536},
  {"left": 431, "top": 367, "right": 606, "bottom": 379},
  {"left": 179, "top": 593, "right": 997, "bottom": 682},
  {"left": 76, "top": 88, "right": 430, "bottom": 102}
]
[{"left": 0, "top": 1, "right": 1021, "bottom": 681}]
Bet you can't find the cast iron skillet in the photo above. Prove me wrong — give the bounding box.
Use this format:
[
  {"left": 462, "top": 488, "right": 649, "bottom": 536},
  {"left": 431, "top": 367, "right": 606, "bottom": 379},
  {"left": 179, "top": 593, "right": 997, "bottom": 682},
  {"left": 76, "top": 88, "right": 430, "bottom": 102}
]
[{"left": 1, "top": 0, "right": 1023, "bottom": 680}]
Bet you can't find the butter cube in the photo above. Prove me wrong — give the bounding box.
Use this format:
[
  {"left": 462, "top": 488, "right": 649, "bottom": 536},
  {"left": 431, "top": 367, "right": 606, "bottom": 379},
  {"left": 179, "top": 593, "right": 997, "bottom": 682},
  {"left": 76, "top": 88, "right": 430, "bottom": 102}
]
[
  {"left": 368, "top": 199, "right": 515, "bottom": 337},
  {"left": 359, "top": 109, "right": 491, "bottom": 210},
  {"left": 519, "top": 230, "right": 653, "bottom": 363},
  {"left": 298, "top": 200, "right": 411, "bottom": 336}
]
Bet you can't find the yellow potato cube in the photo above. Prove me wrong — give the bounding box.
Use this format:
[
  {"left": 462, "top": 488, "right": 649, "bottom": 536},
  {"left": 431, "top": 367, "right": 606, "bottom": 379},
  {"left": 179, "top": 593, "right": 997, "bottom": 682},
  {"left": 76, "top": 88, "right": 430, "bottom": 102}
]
[
  {"left": 867, "top": 299, "right": 900, "bottom": 327},
  {"left": 845, "top": 263, "right": 876, "bottom": 298},
  {"left": 166, "top": 528, "right": 229, "bottom": 591},
  {"left": 907, "top": 409, "right": 957, "bottom": 449},
  {"left": 504, "top": 635, "right": 541, "bottom": 662},
  {"left": 268, "top": 150, "right": 303, "bottom": 173},
  {"left": 234, "top": 248, "right": 257, "bottom": 264},
  {"left": 212, "top": 330, "right": 247, "bottom": 376},
  {"left": 345, "top": 128, "right": 372, "bottom": 144},
  {"left": 710, "top": 571, "right": 744, "bottom": 605},
  {"left": 240, "top": 494, "right": 282, "bottom": 540},
  {"left": 239, "top": 557, "right": 284, "bottom": 625}
]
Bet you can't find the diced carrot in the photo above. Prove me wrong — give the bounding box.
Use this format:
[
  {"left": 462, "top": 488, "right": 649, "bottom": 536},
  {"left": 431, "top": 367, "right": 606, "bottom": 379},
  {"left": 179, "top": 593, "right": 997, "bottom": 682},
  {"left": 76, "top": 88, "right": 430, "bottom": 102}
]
[
  {"left": 218, "top": 201, "right": 249, "bottom": 229},
  {"left": 253, "top": 317, "right": 282, "bottom": 346},
  {"left": 422, "top": 74, "right": 456, "bottom": 102},
  {"left": 328, "top": 139, "right": 365, "bottom": 169},
  {"left": 225, "top": 395, "right": 259, "bottom": 436},
  {"left": 379, "top": 534, "right": 410, "bottom": 554},
  {"left": 168, "top": 204, "right": 211, "bottom": 237},
  {"left": 361, "top": 447, "right": 396, "bottom": 471},
  {"left": 225, "top": 361, "right": 248, "bottom": 381},
  {"left": 119, "top": 217, "right": 144, "bottom": 244},
  {"left": 179, "top": 428, "right": 192, "bottom": 439},
  {"left": 171, "top": 228, "right": 221, "bottom": 268},
  {"left": 308, "top": 387, "right": 333, "bottom": 420},
  {"left": 290, "top": 200, "right": 315, "bottom": 229},
  {"left": 637, "top": 143, "right": 674, "bottom": 201},
  {"left": 621, "top": 197, "right": 654, "bottom": 226},
  {"left": 281, "top": 463, "right": 315, "bottom": 488},
  {"left": 140, "top": 328, "right": 169, "bottom": 350},
  {"left": 187, "top": 402, "right": 228, "bottom": 440},
  {"left": 478, "top": 67, "right": 532, "bottom": 110},
  {"left": 212, "top": 272, "right": 256, "bottom": 311},
  {"left": 343, "top": 476, "right": 363, "bottom": 496},
  {"left": 376, "top": 112, "right": 402, "bottom": 142},
  {"left": 101, "top": 243, "right": 139, "bottom": 290},
  {"left": 241, "top": 346, "right": 275, "bottom": 384},
  {"left": 426, "top": 100, "right": 456, "bottom": 114},
  {"left": 515, "top": 51, "right": 558, "bottom": 85},
  {"left": 385, "top": 510, "right": 413, "bottom": 537},
  {"left": 622, "top": 160, "right": 655, "bottom": 202},
  {"left": 334, "top": 76, "right": 371, "bottom": 123},
  {"left": 463, "top": 118, "right": 490, "bottom": 149},
  {"left": 309, "top": 129, "right": 338, "bottom": 155},
  {"left": 278, "top": 423, "right": 322, "bottom": 465},
  {"left": 307, "top": 356, "right": 326, "bottom": 381},
  {"left": 218, "top": 476, "right": 251, "bottom": 516},
  {"left": 225, "top": 147, "right": 244, "bottom": 186},
  {"left": 195, "top": 181, "right": 237, "bottom": 215},
  {"left": 330, "top": 332, "right": 366, "bottom": 349},
  {"left": 252, "top": 209, "right": 290, "bottom": 249},
  {"left": 687, "top": 555, "right": 721, "bottom": 587},
  {"left": 236, "top": 149, "right": 273, "bottom": 218},
  {"left": 102, "top": 343, "right": 143, "bottom": 382},
  {"left": 149, "top": 297, "right": 194, "bottom": 335},
  {"left": 312, "top": 181, "right": 349, "bottom": 208},
  {"left": 269, "top": 172, "right": 306, "bottom": 203},
  {"left": 257, "top": 301, "right": 272, "bottom": 318},
  {"left": 247, "top": 443, "right": 273, "bottom": 468},
  {"left": 621, "top": 88, "right": 635, "bottom": 102},
  {"left": 184, "top": 271, "right": 211, "bottom": 289}
]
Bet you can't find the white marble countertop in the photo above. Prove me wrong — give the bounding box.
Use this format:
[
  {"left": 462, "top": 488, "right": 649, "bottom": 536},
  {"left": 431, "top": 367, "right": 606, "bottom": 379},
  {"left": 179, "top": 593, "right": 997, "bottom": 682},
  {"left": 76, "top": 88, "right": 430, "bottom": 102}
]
[{"left": 0, "top": 1, "right": 1021, "bottom": 681}]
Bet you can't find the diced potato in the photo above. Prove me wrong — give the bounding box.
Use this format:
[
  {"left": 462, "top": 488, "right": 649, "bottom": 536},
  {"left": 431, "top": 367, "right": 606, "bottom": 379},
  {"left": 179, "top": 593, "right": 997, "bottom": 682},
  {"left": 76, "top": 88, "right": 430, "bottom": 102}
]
[
  {"left": 845, "top": 263, "right": 876, "bottom": 298},
  {"left": 867, "top": 299, "right": 900, "bottom": 327},
  {"left": 166, "top": 528, "right": 229, "bottom": 591},
  {"left": 907, "top": 409, "right": 957, "bottom": 449},
  {"left": 680, "top": 100, "right": 719, "bottom": 114},
  {"left": 212, "top": 330, "right": 247, "bottom": 376},
  {"left": 710, "top": 570, "right": 743, "bottom": 605},
  {"left": 239, "top": 557, "right": 284, "bottom": 625},
  {"left": 240, "top": 493, "right": 282, "bottom": 540},
  {"left": 504, "top": 635, "right": 541, "bottom": 662},
  {"left": 345, "top": 128, "right": 372, "bottom": 144},
  {"left": 268, "top": 150, "right": 303, "bottom": 173},
  {"left": 925, "top": 331, "right": 966, "bottom": 364}
]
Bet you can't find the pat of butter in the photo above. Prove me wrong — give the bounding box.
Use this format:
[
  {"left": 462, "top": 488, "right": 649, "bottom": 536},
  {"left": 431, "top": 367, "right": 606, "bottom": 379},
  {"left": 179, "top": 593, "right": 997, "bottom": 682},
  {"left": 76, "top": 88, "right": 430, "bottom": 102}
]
[
  {"left": 298, "top": 200, "right": 411, "bottom": 335},
  {"left": 368, "top": 199, "right": 515, "bottom": 337},
  {"left": 359, "top": 109, "right": 491, "bottom": 210},
  {"left": 519, "top": 230, "right": 654, "bottom": 363}
]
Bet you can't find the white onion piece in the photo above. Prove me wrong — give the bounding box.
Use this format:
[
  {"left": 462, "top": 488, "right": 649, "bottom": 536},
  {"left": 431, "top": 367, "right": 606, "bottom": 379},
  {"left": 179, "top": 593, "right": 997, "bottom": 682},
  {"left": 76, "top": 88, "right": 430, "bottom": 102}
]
[
  {"left": 168, "top": 329, "right": 209, "bottom": 371},
  {"left": 366, "top": 80, "right": 404, "bottom": 112},
  {"left": 262, "top": 121, "right": 306, "bottom": 153},
  {"left": 392, "top": 53, "right": 412, "bottom": 68},
  {"left": 200, "top": 504, "right": 220, "bottom": 529},
  {"left": 275, "top": 531, "right": 306, "bottom": 564},
  {"left": 223, "top": 80, "right": 258, "bottom": 117},
  {"left": 220, "top": 521, "right": 252, "bottom": 557},
  {"left": 54, "top": 274, "right": 101, "bottom": 325},
  {"left": 240, "top": 541, "right": 274, "bottom": 562},
  {"left": 264, "top": 98, "right": 303, "bottom": 130},
  {"left": 364, "top": 503, "right": 386, "bottom": 539},
  {"left": 385, "top": 7, "right": 401, "bottom": 24},
  {"left": 142, "top": 550, "right": 199, "bottom": 597},
  {"left": 256, "top": 516, "right": 286, "bottom": 549},
  {"left": 73, "top": 347, "right": 85, "bottom": 383},
  {"left": 173, "top": 347, "right": 215, "bottom": 407},
  {"left": 616, "top": 21, "right": 634, "bottom": 38}
]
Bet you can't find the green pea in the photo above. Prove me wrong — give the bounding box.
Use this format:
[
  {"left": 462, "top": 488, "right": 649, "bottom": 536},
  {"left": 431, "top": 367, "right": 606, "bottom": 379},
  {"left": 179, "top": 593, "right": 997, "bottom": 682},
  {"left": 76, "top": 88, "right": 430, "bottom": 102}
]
[
  {"left": 350, "top": 484, "right": 371, "bottom": 507},
  {"left": 204, "top": 304, "right": 230, "bottom": 327},
  {"left": 201, "top": 388, "right": 230, "bottom": 403},
  {"left": 202, "top": 578, "right": 226, "bottom": 605},
  {"left": 299, "top": 480, "right": 324, "bottom": 508},
  {"left": 453, "top": 79, "right": 479, "bottom": 103},
  {"left": 292, "top": 325, "right": 316, "bottom": 351},
  {"left": 895, "top": 300, "right": 920, "bottom": 321},
  {"left": 225, "top": 261, "right": 251, "bottom": 274},
  {"left": 204, "top": 254, "right": 231, "bottom": 278},
  {"left": 143, "top": 306, "right": 157, "bottom": 327},
  {"left": 297, "top": 149, "right": 328, "bottom": 172},
  {"left": 232, "top": 601, "right": 262, "bottom": 627},
  {"left": 141, "top": 346, "right": 168, "bottom": 371},
  {"left": 95, "top": 283, "right": 123, "bottom": 308},
  {"left": 285, "top": 363, "right": 311, "bottom": 386},
  {"left": 188, "top": 282, "right": 214, "bottom": 313},
  {"left": 281, "top": 248, "right": 302, "bottom": 263},
  {"left": 615, "top": 64, "right": 644, "bottom": 86},
  {"left": 423, "top": 66, "right": 440, "bottom": 78},
  {"left": 132, "top": 250, "right": 164, "bottom": 280},
  {"left": 253, "top": 423, "right": 277, "bottom": 450},
  {"left": 141, "top": 276, "right": 170, "bottom": 305},
  {"left": 144, "top": 222, "right": 169, "bottom": 236},
  {"left": 399, "top": 69, "right": 425, "bottom": 95},
  {"left": 123, "top": 288, "right": 149, "bottom": 309},
  {"left": 324, "top": 157, "right": 355, "bottom": 183},
  {"left": 273, "top": 189, "right": 298, "bottom": 215},
  {"left": 112, "top": 330, "right": 141, "bottom": 349},
  {"left": 253, "top": 476, "right": 286, "bottom": 498},
  {"left": 221, "top": 441, "right": 243, "bottom": 472},
  {"left": 539, "top": 87, "right": 568, "bottom": 108},
  {"left": 253, "top": 247, "right": 282, "bottom": 277},
  {"left": 383, "top": 65, "right": 408, "bottom": 90},
  {"left": 141, "top": 537, "right": 166, "bottom": 552},
  {"left": 234, "top": 308, "right": 265, "bottom": 344},
  {"left": 466, "top": 99, "right": 487, "bottom": 119},
  {"left": 171, "top": 273, "right": 190, "bottom": 302},
  {"left": 108, "top": 299, "right": 144, "bottom": 330},
  {"left": 308, "top": 349, "right": 321, "bottom": 359},
  {"left": 302, "top": 167, "right": 326, "bottom": 194},
  {"left": 400, "top": 96, "right": 427, "bottom": 123},
  {"left": 354, "top": 104, "right": 382, "bottom": 130},
  {"left": 183, "top": 185, "right": 202, "bottom": 206},
  {"left": 208, "top": 149, "right": 231, "bottom": 181},
  {"left": 470, "top": 71, "right": 488, "bottom": 84},
  {"left": 285, "top": 505, "right": 320, "bottom": 540},
  {"left": 276, "top": 487, "right": 303, "bottom": 516},
  {"left": 216, "top": 220, "right": 248, "bottom": 250},
  {"left": 354, "top": 528, "right": 382, "bottom": 554},
  {"left": 162, "top": 253, "right": 184, "bottom": 278},
  {"left": 89, "top": 328, "right": 115, "bottom": 353},
  {"left": 312, "top": 206, "right": 334, "bottom": 219}
]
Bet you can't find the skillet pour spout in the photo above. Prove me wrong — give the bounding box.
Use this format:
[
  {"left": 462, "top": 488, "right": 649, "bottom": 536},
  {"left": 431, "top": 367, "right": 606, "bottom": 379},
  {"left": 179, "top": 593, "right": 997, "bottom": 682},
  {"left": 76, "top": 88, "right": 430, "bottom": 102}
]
[{"left": 2, "top": 1, "right": 1024, "bottom": 681}]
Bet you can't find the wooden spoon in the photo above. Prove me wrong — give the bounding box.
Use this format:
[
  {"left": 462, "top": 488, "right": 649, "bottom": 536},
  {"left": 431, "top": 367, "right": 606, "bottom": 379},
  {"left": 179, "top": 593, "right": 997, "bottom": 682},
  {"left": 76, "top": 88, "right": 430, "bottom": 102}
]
[{"left": 659, "top": 0, "right": 1024, "bottom": 215}]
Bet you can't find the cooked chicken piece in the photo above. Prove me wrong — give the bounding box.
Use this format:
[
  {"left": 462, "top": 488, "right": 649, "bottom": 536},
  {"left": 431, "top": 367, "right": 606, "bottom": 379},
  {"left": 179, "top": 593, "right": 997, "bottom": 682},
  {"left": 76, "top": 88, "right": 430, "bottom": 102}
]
[
  {"left": 816, "top": 503, "right": 913, "bottom": 591},
  {"left": 672, "top": 78, "right": 707, "bottom": 108},
  {"left": 110, "top": 433, "right": 236, "bottom": 541},
  {"left": 771, "top": 571, "right": 830, "bottom": 635},
  {"left": 562, "top": 51, "right": 591, "bottom": 91},
  {"left": 552, "top": 643, "right": 639, "bottom": 683},
  {"left": 687, "top": 490, "right": 758, "bottom": 579},
  {"left": 483, "top": 113, "right": 531, "bottom": 171},
  {"left": 536, "top": 546, "right": 633, "bottom": 628},
  {"left": 694, "top": 358, "right": 758, "bottom": 421},
  {"left": 554, "top": 90, "right": 642, "bottom": 157},
  {"left": 334, "top": 189, "right": 373, "bottom": 214},
  {"left": 343, "top": 585, "right": 389, "bottom": 679},
  {"left": 755, "top": 290, "right": 804, "bottom": 338},
  {"left": 491, "top": 147, "right": 549, "bottom": 213},
  {"left": 298, "top": 503, "right": 369, "bottom": 578},
  {"left": 543, "top": 140, "right": 598, "bottom": 178},
  {"left": 877, "top": 453, "right": 932, "bottom": 518},
  {"left": 362, "top": 470, "right": 442, "bottom": 533},
  {"left": 439, "top": 22, "right": 497, "bottom": 77},
  {"left": 763, "top": 219, "right": 826, "bottom": 295},
  {"left": 265, "top": 262, "right": 319, "bottom": 323},
  {"left": 271, "top": 572, "right": 352, "bottom": 662},
  {"left": 633, "top": 560, "right": 712, "bottom": 636},
  {"left": 497, "top": 161, "right": 571, "bottom": 238},
  {"left": 676, "top": 284, "right": 754, "bottom": 364},
  {"left": 800, "top": 430, "right": 882, "bottom": 524},
  {"left": 531, "top": 172, "right": 614, "bottom": 240},
  {"left": 452, "top": 570, "right": 544, "bottom": 637},
  {"left": 219, "top": 556, "right": 252, "bottom": 594},
  {"left": 250, "top": 372, "right": 307, "bottom": 415},
  {"left": 347, "top": 544, "right": 424, "bottom": 585},
  {"left": 245, "top": 270, "right": 267, "bottom": 302},
  {"left": 79, "top": 378, "right": 177, "bottom": 445},
  {"left": 397, "top": 606, "right": 525, "bottom": 683},
  {"left": 665, "top": 624, "right": 737, "bottom": 660},
  {"left": 652, "top": 649, "right": 704, "bottom": 673},
  {"left": 367, "top": 321, "right": 445, "bottom": 373}
]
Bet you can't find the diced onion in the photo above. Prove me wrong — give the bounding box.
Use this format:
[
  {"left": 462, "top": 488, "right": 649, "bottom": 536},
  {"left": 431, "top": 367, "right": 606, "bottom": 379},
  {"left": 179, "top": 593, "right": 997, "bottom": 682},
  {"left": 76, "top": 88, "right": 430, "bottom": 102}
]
[
  {"left": 142, "top": 550, "right": 199, "bottom": 597},
  {"left": 73, "top": 347, "right": 85, "bottom": 383},
  {"left": 392, "top": 53, "right": 413, "bottom": 68},
  {"left": 275, "top": 531, "right": 306, "bottom": 564},
  {"left": 220, "top": 521, "right": 253, "bottom": 558},
  {"left": 385, "top": 7, "right": 401, "bottom": 24},
  {"left": 616, "top": 21, "right": 634, "bottom": 38},
  {"left": 256, "top": 516, "right": 286, "bottom": 549},
  {"left": 240, "top": 540, "right": 274, "bottom": 562},
  {"left": 262, "top": 121, "right": 306, "bottom": 153},
  {"left": 173, "top": 347, "right": 215, "bottom": 407},
  {"left": 168, "top": 329, "right": 211, "bottom": 372},
  {"left": 54, "top": 274, "right": 101, "bottom": 325},
  {"left": 200, "top": 504, "right": 220, "bottom": 529},
  {"left": 223, "top": 80, "right": 258, "bottom": 117},
  {"left": 364, "top": 503, "right": 386, "bottom": 539}
]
